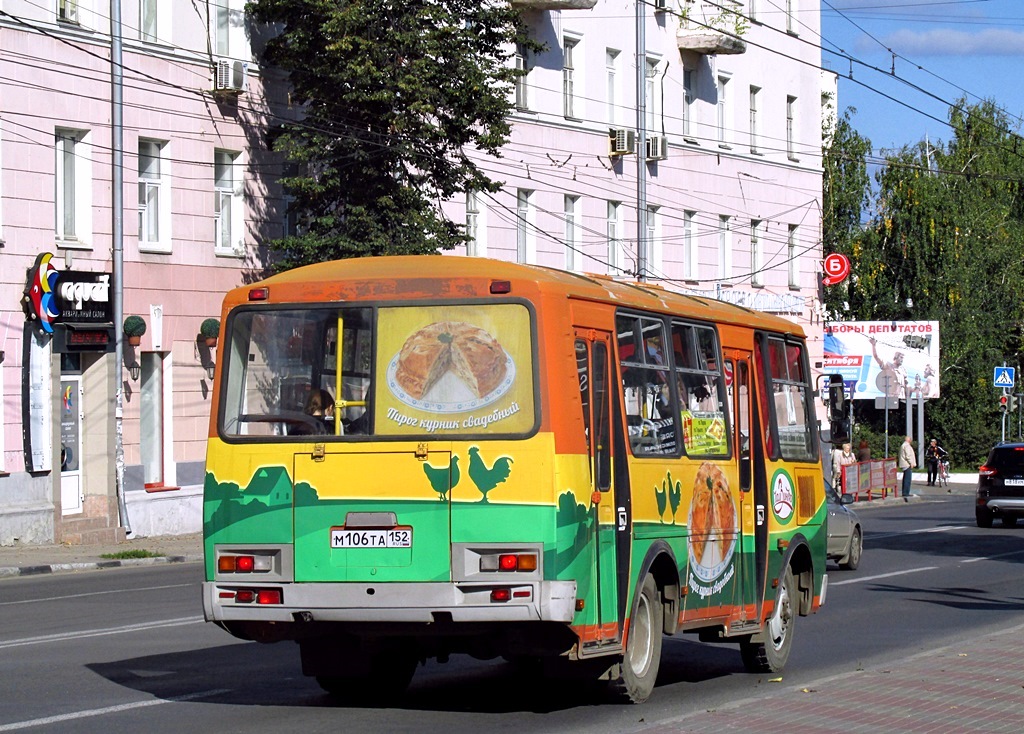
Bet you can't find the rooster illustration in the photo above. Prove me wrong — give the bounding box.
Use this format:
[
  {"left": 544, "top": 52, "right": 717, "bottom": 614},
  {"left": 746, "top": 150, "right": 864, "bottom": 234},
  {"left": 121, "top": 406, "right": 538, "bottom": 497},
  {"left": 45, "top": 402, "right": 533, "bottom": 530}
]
[
  {"left": 668, "top": 473, "right": 682, "bottom": 524},
  {"left": 655, "top": 479, "right": 668, "bottom": 523},
  {"left": 422, "top": 455, "right": 459, "bottom": 501},
  {"left": 467, "top": 446, "right": 513, "bottom": 503}
]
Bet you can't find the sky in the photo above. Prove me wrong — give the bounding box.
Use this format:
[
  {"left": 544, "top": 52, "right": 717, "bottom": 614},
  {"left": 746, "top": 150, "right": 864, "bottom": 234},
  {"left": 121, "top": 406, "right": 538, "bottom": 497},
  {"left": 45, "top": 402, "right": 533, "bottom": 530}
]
[{"left": 819, "top": 0, "right": 1024, "bottom": 153}]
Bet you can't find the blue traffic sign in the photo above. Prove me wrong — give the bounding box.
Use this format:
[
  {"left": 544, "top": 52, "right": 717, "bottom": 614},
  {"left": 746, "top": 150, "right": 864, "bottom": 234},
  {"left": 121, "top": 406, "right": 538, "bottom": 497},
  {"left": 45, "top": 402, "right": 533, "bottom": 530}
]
[{"left": 994, "top": 366, "right": 1016, "bottom": 389}]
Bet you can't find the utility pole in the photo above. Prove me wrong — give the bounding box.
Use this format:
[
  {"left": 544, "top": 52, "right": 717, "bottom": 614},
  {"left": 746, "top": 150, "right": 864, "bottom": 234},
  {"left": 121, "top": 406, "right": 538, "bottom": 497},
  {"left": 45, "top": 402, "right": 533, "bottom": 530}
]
[{"left": 635, "top": 0, "right": 648, "bottom": 282}]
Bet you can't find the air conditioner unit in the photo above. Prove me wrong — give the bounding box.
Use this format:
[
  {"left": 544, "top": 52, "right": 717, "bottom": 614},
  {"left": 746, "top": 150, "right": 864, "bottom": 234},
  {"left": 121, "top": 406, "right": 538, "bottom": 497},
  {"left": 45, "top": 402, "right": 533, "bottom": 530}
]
[
  {"left": 653, "top": 0, "right": 668, "bottom": 13},
  {"left": 646, "top": 135, "right": 669, "bottom": 161},
  {"left": 609, "top": 127, "right": 636, "bottom": 156},
  {"left": 215, "top": 59, "right": 248, "bottom": 94}
]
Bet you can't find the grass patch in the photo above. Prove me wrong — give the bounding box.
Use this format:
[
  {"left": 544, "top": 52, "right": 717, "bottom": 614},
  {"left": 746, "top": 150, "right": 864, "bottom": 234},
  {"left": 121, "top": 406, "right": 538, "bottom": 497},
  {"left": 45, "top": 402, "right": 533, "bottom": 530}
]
[{"left": 100, "top": 549, "right": 164, "bottom": 560}]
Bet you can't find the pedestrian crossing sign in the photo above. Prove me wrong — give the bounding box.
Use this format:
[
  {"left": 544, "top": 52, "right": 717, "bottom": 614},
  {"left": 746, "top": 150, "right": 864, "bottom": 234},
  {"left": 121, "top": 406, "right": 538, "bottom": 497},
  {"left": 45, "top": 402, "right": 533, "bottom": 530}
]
[{"left": 994, "top": 366, "right": 1015, "bottom": 388}]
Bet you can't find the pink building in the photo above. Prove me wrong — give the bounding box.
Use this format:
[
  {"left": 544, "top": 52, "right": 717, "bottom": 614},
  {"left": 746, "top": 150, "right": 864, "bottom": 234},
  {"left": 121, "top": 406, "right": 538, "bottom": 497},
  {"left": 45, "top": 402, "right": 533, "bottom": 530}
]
[{"left": 0, "top": 0, "right": 826, "bottom": 544}]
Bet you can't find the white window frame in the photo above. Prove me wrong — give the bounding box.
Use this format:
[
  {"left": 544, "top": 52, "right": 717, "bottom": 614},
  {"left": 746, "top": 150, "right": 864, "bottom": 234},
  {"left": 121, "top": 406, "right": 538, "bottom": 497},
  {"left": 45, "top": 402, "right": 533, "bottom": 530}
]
[
  {"left": 516, "top": 188, "right": 534, "bottom": 264},
  {"left": 682, "top": 68, "right": 696, "bottom": 141},
  {"left": 751, "top": 219, "right": 764, "bottom": 286},
  {"left": 214, "top": 148, "right": 244, "bottom": 256},
  {"left": 718, "top": 215, "right": 732, "bottom": 279},
  {"left": 563, "top": 36, "right": 580, "bottom": 120},
  {"left": 645, "top": 56, "right": 662, "bottom": 133},
  {"left": 607, "top": 201, "right": 623, "bottom": 273},
  {"left": 138, "top": 139, "right": 172, "bottom": 253},
  {"left": 606, "top": 49, "right": 620, "bottom": 126},
  {"left": 786, "top": 94, "right": 798, "bottom": 160},
  {"left": 748, "top": 0, "right": 758, "bottom": 23},
  {"left": 58, "top": 0, "right": 79, "bottom": 23},
  {"left": 717, "top": 75, "right": 730, "bottom": 148},
  {"left": 786, "top": 0, "right": 798, "bottom": 35},
  {"left": 515, "top": 42, "right": 530, "bottom": 111},
  {"left": 749, "top": 85, "right": 761, "bottom": 154},
  {"left": 788, "top": 224, "right": 799, "bottom": 287},
  {"left": 684, "top": 210, "right": 698, "bottom": 280},
  {"left": 213, "top": 0, "right": 247, "bottom": 59},
  {"left": 564, "top": 194, "right": 581, "bottom": 272},
  {"left": 466, "top": 191, "right": 487, "bottom": 257},
  {"left": 139, "top": 0, "right": 170, "bottom": 42},
  {"left": 55, "top": 128, "right": 93, "bottom": 249},
  {"left": 646, "top": 205, "right": 661, "bottom": 274}
]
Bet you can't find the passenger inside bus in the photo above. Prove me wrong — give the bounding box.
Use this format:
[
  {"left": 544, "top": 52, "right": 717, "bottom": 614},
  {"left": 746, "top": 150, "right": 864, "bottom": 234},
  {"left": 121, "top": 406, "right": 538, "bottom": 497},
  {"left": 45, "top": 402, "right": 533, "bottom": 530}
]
[{"left": 291, "top": 387, "right": 335, "bottom": 435}]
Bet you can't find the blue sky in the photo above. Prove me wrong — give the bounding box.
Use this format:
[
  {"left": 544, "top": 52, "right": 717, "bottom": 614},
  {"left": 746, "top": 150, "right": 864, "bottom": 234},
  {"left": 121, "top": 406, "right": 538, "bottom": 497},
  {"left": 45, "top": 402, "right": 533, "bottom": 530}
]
[{"left": 819, "top": 0, "right": 1024, "bottom": 153}]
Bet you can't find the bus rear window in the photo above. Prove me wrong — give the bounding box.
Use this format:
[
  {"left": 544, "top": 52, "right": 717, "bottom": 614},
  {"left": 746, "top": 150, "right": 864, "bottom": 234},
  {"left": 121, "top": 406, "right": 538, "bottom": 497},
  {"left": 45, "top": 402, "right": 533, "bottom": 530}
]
[{"left": 218, "top": 303, "right": 535, "bottom": 440}]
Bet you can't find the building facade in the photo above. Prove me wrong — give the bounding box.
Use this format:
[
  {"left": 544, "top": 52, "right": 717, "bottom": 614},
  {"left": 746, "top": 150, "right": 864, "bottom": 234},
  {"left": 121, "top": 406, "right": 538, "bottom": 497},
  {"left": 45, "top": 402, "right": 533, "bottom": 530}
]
[{"left": 0, "top": 0, "right": 826, "bottom": 545}]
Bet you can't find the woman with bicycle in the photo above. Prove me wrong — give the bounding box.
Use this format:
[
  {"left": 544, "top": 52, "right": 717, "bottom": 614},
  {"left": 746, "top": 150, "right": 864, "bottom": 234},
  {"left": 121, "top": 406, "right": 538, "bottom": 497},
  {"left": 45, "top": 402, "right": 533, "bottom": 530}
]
[{"left": 925, "top": 438, "right": 948, "bottom": 486}]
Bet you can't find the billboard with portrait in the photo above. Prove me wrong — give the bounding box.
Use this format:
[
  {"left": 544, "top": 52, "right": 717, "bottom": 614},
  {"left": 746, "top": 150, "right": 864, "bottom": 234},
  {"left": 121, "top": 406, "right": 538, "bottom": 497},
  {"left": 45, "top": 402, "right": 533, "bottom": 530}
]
[{"left": 824, "top": 321, "right": 940, "bottom": 400}]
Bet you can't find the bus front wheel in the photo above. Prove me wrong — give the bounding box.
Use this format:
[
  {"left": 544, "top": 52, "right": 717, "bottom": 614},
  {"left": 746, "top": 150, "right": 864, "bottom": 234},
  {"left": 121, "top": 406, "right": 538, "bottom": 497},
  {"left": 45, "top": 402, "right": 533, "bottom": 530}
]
[
  {"left": 611, "top": 574, "right": 663, "bottom": 703},
  {"left": 740, "top": 565, "right": 795, "bottom": 674}
]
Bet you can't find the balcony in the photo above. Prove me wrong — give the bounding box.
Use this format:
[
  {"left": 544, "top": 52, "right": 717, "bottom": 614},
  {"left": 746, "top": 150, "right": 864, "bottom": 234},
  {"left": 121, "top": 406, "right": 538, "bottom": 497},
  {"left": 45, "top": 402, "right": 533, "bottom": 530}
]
[
  {"left": 675, "top": 29, "right": 747, "bottom": 56},
  {"left": 510, "top": 0, "right": 597, "bottom": 9}
]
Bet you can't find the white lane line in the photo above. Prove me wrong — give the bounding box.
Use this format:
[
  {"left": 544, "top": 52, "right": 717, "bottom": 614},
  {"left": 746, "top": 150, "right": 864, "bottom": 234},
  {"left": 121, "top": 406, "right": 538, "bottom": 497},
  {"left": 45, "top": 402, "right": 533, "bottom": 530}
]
[
  {"left": 963, "top": 549, "right": 1024, "bottom": 563},
  {"left": 0, "top": 583, "right": 194, "bottom": 607},
  {"left": 0, "top": 689, "right": 230, "bottom": 732},
  {"left": 0, "top": 617, "right": 203, "bottom": 650},
  {"left": 870, "top": 526, "right": 967, "bottom": 540},
  {"left": 830, "top": 566, "right": 938, "bottom": 586}
]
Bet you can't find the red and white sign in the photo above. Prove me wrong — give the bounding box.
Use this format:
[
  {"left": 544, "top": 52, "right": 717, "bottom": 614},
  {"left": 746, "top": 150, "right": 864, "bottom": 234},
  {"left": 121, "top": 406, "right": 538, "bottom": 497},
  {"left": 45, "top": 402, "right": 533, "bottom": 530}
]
[
  {"left": 723, "top": 360, "right": 733, "bottom": 387},
  {"left": 822, "top": 253, "right": 851, "bottom": 286}
]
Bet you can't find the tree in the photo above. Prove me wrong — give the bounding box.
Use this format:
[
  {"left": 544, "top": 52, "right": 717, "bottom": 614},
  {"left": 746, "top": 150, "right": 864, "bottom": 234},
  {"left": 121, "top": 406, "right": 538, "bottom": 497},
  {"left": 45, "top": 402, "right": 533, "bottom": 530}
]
[{"left": 248, "top": 0, "right": 534, "bottom": 270}]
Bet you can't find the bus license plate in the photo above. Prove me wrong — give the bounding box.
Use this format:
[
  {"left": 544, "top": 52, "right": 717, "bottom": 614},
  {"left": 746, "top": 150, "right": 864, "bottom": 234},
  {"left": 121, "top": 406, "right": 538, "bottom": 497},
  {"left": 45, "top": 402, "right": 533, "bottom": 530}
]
[{"left": 331, "top": 528, "right": 412, "bottom": 549}]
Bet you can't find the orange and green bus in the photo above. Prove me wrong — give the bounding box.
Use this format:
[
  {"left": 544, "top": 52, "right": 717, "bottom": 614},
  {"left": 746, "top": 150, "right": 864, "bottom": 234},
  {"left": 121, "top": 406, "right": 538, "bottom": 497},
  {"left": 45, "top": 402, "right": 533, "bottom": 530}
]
[{"left": 202, "top": 256, "right": 830, "bottom": 703}]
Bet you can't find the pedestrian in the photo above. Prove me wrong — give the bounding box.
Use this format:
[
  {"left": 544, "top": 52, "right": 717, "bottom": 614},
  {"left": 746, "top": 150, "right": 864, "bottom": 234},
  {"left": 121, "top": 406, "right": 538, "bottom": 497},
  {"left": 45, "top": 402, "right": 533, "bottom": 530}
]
[
  {"left": 925, "top": 438, "right": 947, "bottom": 486},
  {"left": 857, "top": 439, "right": 871, "bottom": 463},
  {"left": 898, "top": 435, "right": 916, "bottom": 499},
  {"left": 832, "top": 442, "right": 856, "bottom": 491}
]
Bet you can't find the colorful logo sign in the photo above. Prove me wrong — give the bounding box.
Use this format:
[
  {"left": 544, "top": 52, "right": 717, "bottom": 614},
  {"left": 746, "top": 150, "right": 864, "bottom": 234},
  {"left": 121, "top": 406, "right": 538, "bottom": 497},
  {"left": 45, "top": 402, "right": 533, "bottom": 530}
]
[
  {"left": 770, "top": 468, "right": 795, "bottom": 524},
  {"left": 23, "top": 253, "right": 60, "bottom": 334},
  {"left": 822, "top": 253, "right": 851, "bottom": 286}
]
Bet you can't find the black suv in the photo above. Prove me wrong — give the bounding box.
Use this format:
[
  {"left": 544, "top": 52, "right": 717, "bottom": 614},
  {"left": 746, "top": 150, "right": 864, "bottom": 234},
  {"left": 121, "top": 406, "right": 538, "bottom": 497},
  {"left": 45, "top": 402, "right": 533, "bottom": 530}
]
[{"left": 976, "top": 442, "right": 1024, "bottom": 527}]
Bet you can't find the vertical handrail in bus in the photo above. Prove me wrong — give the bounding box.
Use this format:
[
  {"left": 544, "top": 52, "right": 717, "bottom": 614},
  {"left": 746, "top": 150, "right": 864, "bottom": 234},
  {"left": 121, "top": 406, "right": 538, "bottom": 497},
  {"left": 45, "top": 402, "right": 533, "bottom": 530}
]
[{"left": 334, "top": 313, "right": 343, "bottom": 435}]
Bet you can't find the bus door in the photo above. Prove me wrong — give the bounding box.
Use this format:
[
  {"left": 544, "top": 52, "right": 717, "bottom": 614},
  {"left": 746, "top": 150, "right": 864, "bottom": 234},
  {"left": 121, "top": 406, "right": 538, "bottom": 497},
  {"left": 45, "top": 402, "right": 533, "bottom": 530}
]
[
  {"left": 574, "top": 329, "right": 622, "bottom": 648},
  {"left": 725, "top": 351, "right": 761, "bottom": 622}
]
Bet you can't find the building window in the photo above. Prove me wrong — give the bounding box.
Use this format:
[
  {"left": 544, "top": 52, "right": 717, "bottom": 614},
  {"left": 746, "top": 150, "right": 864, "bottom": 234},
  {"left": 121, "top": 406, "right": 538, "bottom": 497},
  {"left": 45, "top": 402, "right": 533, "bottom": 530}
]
[
  {"left": 57, "top": 0, "right": 78, "bottom": 23},
  {"left": 215, "top": 149, "right": 243, "bottom": 254},
  {"left": 563, "top": 38, "right": 578, "bottom": 120},
  {"left": 748, "top": 0, "right": 758, "bottom": 22},
  {"left": 607, "top": 201, "right": 622, "bottom": 273},
  {"left": 717, "top": 75, "right": 729, "bottom": 147},
  {"left": 564, "top": 195, "right": 580, "bottom": 271},
  {"left": 682, "top": 69, "right": 695, "bottom": 141},
  {"left": 138, "top": 140, "right": 171, "bottom": 252},
  {"left": 718, "top": 215, "right": 732, "bottom": 279},
  {"left": 466, "top": 191, "right": 485, "bottom": 257},
  {"left": 516, "top": 188, "right": 533, "bottom": 264},
  {"left": 515, "top": 42, "right": 530, "bottom": 111},
  {"left": 606, "top": 49, "right": 619, "bottom": 125},
  {"left": 749, "top": 86, "right": 760, "bottom": 154},
  {"left": 788, "top": 224, "right": 799, "bottom": 287},
  {"left": 55, "top": 128, "right": 92, "bottom": 247},
  {"left": 214, "top": 0, "right": 246, "bottom": 57},
  {"left": 786, "top": 95, "right": 798, "bottom": 160},
  {"left": 786, "top": 0, "right": 798, "bottom": 34},
  {"left": 684, "top": 210, "right": 698, "bottom": 280},
  {"left": 646, "top": 205, "right": 661, "bottom": 273},
  {"left": 751, "top": 219, "right": 764, "bottom": 286},
  {"left": 645, "top": 57, "right": 662, "bottom": 133},
  {"left": 140, "top": 352, "right": 168, "bottom": 487},
  {"left": 140, "top": 0, "right": 158, "bottom": 41}
]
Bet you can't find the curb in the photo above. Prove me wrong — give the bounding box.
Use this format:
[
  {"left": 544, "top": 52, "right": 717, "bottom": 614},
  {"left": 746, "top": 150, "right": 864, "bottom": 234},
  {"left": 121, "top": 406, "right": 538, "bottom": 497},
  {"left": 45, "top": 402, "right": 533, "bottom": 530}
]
[{"left": 0, "top": 554, "right": 203, "bottom": 579}]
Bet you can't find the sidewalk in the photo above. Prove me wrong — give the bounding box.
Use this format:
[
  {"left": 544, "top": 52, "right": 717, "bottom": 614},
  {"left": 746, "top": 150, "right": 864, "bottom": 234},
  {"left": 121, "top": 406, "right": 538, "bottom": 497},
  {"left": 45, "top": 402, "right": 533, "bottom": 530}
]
[{"left": 0, "top": 532, "right": 203, "bottom": 578}]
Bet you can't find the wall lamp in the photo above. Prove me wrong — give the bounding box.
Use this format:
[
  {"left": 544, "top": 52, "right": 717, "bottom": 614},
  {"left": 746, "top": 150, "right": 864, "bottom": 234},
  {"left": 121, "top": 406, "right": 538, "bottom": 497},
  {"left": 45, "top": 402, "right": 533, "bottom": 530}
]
[{"left": 123, "top": 344, "right": 141, "bottom": 382}]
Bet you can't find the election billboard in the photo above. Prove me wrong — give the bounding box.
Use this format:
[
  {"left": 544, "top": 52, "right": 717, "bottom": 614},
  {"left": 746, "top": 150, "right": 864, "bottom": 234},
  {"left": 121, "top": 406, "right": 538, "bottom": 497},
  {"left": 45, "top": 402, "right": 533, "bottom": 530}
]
[{"left": 824, "top": 321, "right": 940, "bottom": 401}]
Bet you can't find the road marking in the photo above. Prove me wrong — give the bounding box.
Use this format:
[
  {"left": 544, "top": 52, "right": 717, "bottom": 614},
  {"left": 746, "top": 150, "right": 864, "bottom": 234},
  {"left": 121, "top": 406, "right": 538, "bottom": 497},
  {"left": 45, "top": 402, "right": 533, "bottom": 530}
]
[
  {"left": 830, "top": 566, "right": 938, "bottom": 586},
  {"left": 0, "top": 617, "right": 203, "bottom": 650},
  {"left": 0, "top": 583, "right": 194, "bottom": 607},
  {"left": 963, "top": 549, "right": 1024, "bottom": 563},
  {"left": 0, "top": 689, "right": 230, "bottom": 731},
  {"left": 870, "top": 525, "right": 967, "bottom": 540}
]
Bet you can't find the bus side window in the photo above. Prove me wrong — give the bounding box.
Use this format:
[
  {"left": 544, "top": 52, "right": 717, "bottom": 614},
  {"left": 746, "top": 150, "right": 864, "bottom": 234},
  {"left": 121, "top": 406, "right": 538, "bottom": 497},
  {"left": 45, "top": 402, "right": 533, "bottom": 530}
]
[{"left": 617, "top": 315, "right": 675, "bottom": 455}]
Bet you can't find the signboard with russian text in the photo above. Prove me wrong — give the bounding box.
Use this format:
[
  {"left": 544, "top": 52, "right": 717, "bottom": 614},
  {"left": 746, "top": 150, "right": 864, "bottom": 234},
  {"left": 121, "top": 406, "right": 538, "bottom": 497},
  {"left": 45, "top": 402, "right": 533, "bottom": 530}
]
[{"left": 824, "top": 321, "right": 940, "bottom": 400}]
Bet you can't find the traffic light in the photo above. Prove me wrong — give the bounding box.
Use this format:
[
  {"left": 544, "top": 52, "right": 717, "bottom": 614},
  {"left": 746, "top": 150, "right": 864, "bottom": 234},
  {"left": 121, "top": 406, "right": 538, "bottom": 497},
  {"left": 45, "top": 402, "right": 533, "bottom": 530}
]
[
  {"left": 1011, "top": 395, "right": 1019, "bottom": 413},
  {"left": 1000, "top": 395, "right": 1010, "bottom": 412}
]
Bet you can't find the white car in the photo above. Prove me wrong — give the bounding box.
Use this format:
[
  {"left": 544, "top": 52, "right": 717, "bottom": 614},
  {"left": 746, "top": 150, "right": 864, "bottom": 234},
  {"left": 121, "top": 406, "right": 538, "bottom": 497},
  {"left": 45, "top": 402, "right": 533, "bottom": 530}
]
[{"left": 825, "top": 480, "right": 863, "bottom": 570}]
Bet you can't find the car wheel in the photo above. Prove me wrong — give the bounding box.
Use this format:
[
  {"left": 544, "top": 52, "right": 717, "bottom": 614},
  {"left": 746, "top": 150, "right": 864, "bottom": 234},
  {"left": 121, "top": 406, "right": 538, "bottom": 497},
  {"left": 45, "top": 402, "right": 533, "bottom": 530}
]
[
  {"left": 839, "top": 527, "right": 862, "bottom": 571},
  {"left": 976, "top": 508, "right": 994, "bottom": 528},
  {"left": 610, "top": 574, "right": 663, "bottom": 703},
  {"left": 740, "top": 566, "right": 795, "bottom": 673},
  {"left": 1002, "top": 515, "right": 1018, "bottom": 528}
]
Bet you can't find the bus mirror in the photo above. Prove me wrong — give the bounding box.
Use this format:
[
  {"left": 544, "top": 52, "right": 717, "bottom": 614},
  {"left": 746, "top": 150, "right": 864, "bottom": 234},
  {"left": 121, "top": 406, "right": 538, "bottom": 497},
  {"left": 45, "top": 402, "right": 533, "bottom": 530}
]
[
  {"left": 830, "top": 419, "right": 850, "bottom": 444},
  {"left": 827, "top": 375, "right": 846, "bottom": 422}
]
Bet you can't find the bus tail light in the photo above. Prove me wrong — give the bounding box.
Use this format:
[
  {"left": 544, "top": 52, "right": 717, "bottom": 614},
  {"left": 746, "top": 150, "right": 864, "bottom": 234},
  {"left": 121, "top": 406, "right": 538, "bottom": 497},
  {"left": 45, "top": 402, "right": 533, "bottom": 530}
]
[
  {"left": 248, "top": 287, "right": 269, "bottom": 301},
  {"left": 220, "top": 588, "right": 282, "bottom": 604},
  {"left": 479, "top": 552, "right": 537, "bottom": 573},
  {"left": 257, "top": 589, "right": 283, "bottom": 605},
  {"left": 491, "top": 588, "right": 511, "bottom": 602},
  {"left": 235, "top": 590, "right": 255, "bottom": 603},
  {"left": 218, "top": 554, "right": 272, "bottom": 573}
]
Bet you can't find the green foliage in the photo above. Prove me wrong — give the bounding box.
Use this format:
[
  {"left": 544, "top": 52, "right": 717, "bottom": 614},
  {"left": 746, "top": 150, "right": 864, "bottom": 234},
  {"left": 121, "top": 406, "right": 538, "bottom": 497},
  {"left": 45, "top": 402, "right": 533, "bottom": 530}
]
[
  {"left": 247, "top": 0, "right": 536, "bottom": 270},
  {"left": 200, "top": 318, "right": 220, "bottom": 338},
  {"left": 123, "top": 315, "right": 147, "bottom": 337},
  {"left": 836, "top": 98, "right": 1024, "bottom": 466},
  {"left": 100, "top": 549, "right": 162, "bottom": 559}
]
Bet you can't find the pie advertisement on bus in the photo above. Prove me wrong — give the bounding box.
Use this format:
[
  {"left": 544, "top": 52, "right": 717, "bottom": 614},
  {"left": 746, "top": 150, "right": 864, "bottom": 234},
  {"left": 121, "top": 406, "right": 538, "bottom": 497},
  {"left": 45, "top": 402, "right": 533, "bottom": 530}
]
[{"left": 375, "top": 304, "right": 535, "bottom": 435}]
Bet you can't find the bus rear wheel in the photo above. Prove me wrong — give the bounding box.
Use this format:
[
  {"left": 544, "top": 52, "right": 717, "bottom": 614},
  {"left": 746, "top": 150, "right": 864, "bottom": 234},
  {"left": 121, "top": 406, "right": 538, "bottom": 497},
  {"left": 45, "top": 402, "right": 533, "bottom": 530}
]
[
  {"left": 740, "top": 565, "right": 795, "bottom": 674},
  {"left": 309, "top": 641, "right": 418, "bottom": 704},
  {"left": 611, "top": 574, "right": 663, "bottom": 703}
]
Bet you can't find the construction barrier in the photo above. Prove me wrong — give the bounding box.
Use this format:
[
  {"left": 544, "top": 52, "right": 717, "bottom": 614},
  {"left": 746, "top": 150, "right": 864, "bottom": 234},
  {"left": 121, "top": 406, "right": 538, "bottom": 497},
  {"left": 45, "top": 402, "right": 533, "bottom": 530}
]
[{"left": 841, "top": 459, "right": 898, "bottom": 501}]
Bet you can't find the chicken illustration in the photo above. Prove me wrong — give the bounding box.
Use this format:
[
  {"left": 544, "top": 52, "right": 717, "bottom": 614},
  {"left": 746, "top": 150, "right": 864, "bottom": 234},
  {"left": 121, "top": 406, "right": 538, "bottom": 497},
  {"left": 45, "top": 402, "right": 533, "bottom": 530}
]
[
  {"left": 655, "top": 479, "right": 668, "bottom": 523},
  {"left": 668, "top": 473, "right": 682, "bottom": 524},
  {"left": 467, "top": 446, "right": 513, "bottom": 503},
  {"left": 422, "top": 455, "right": 459, "bottom": 501}
]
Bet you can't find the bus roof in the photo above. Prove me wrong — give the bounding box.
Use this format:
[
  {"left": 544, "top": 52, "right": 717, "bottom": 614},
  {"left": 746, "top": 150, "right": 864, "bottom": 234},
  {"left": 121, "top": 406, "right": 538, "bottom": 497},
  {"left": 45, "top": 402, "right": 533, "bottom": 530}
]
[{"left": 226, "top": 256, "right": 805, "bottom": 337}]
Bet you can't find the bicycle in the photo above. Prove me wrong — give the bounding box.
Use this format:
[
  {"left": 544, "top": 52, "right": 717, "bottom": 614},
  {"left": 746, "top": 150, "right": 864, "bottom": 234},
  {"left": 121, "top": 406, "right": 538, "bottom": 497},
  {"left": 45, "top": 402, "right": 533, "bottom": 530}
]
[{"left": 936, "top": 459, "right": 950, "bottom": 489}]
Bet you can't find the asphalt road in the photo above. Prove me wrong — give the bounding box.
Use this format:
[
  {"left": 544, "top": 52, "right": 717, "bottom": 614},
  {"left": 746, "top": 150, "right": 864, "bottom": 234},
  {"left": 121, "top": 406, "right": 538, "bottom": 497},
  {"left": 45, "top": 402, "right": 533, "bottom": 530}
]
[{"left": 1, "top": 494, "right": 1022, "bottom": 733}]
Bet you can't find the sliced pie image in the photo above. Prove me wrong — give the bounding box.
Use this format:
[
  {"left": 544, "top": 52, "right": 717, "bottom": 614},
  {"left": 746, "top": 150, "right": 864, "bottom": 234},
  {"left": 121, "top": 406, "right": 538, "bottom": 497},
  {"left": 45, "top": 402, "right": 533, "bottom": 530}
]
[
  {"left": 689, "top": 462, "right": 736, "bottom": 569},
  {"left": 395, "top": 321, "right": 507, "bottom": 400}
]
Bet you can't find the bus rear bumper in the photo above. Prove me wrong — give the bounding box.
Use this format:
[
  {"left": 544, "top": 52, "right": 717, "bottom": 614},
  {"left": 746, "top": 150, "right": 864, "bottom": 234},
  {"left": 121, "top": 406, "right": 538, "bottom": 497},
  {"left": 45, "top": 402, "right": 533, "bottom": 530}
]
[{"left": 202, "top": 580, "right": 578, "bottom": 626}]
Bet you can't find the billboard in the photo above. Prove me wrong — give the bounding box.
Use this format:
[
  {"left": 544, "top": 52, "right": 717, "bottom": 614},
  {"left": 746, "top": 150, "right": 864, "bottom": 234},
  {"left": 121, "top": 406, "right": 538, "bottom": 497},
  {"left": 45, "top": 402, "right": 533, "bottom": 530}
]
[{"left": 824, "top": 321, "right": 940, "bottom": 400}]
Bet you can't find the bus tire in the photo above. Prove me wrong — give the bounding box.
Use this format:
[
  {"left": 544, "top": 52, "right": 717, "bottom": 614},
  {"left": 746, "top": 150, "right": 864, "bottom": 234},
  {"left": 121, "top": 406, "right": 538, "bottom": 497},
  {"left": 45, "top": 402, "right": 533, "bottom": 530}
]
[
  {"left": 740, "top": 565, "right": 795, "bottom": 674},
  {"left": 611, "top": 574, "right": 663, "bottom": 703}
]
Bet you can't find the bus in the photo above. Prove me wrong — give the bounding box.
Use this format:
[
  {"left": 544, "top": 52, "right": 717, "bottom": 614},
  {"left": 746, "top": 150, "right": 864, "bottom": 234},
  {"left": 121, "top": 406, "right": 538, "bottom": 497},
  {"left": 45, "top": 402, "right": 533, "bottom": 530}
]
[{"left": 202, "top": 256, "right": 830, "bottom": 703}]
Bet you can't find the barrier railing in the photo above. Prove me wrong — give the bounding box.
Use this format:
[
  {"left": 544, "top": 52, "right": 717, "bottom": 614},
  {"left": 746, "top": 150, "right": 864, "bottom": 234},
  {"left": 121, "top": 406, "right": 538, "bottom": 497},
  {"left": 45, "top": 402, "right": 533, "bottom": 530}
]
[{"left": 841, "top": 459, "right": 898, "bottom": 501}]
